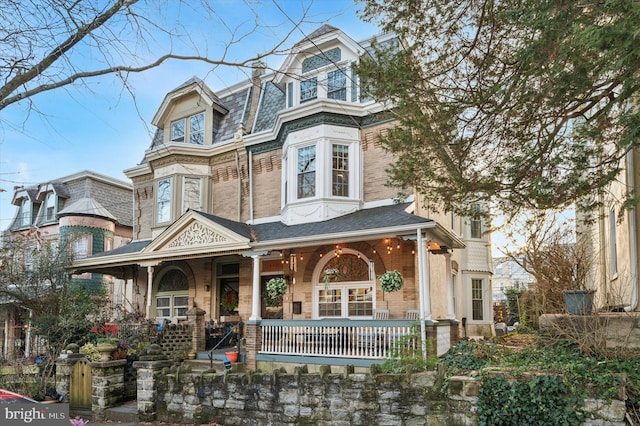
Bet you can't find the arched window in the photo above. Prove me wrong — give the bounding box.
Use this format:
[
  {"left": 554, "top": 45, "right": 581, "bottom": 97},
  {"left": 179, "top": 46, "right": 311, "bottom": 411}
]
[
  {"left": 155, "top": 269, "right": 189, "bottom": 321},
  {"left": 313, "top": 250, "right": 375, "bottom": 319}
]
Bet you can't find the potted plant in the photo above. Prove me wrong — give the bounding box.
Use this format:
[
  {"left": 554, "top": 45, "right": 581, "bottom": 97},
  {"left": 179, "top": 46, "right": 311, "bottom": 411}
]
[
  {"left": 265, "top": 277, "right": 287, "bottom": 306},
  {"left": 378, "top": 270, "right": 403, "bottom": 293}
]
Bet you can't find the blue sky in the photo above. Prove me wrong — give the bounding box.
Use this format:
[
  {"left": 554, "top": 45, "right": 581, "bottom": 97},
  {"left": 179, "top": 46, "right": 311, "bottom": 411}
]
[
  {"left": 0, "top": 0, "right": 379, "bottom": 227},
  {"left": 0, "top": 0, "right": 514, "bottom": 255}
]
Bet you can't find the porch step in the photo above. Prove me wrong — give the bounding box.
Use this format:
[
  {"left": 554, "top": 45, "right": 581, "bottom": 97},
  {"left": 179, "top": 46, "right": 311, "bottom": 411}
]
[{"left": 103, "top": 399, "right": 138, "bottom": 423}]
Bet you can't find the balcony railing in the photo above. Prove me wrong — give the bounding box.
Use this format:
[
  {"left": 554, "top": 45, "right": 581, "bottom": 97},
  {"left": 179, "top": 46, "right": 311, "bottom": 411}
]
[{"left": 260, "top": 319, "right": 419, "bottom": 359}]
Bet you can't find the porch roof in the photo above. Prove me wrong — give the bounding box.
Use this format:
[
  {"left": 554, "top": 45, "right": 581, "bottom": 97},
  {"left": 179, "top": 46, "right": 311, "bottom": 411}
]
[{"left": 72, "top": 202, "right": 463, "bottom": 272}]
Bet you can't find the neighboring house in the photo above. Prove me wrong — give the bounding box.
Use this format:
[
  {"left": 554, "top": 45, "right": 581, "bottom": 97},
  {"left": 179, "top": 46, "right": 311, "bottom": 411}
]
[
  {"left": 73, "top": 25, "right": 493, "bottom": 369},
  {"left": 1, "top": 171, "right": 133, "bottom": 360},
  {"left": 577, "top": 149, "right": 640, "bottom": 312},
  {"left": 491, "top": 256, "right": 534, "bottom": 302}
]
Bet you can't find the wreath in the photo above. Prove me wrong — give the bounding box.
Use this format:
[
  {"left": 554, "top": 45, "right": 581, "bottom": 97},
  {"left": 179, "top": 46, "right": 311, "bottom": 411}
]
[
  {"left": 378, "top": 270, "right": 404, "bottom": 293},
  {"left": 265, "top": 277, "right": 287, "bottom": 307},
  {"left": 220, "top": 290, "right": 238, "bottom": 312}
]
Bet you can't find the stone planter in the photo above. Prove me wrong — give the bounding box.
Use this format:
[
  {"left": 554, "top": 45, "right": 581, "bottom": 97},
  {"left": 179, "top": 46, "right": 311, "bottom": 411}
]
[{"left": 96, "top": 342, "right": 117, "bottom": 361}]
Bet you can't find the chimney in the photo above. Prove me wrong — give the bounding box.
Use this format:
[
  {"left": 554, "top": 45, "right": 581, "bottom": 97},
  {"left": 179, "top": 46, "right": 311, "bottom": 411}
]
[{"left": 244, "top": 61, "right": 267, "bottom": 133}]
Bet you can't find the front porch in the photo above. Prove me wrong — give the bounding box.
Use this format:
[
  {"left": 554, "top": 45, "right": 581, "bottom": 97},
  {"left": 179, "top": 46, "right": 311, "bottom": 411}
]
[{"left": 249, "top": 318, "right": 458, "bottom": 369}]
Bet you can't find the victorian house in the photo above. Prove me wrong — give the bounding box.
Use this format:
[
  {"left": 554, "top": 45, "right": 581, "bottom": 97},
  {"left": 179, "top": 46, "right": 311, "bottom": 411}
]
[
  {"left": 1, "top": 170, "right": 133, "bottom": 360},
  {"left": 73, "top": 25, "right": 493, "bottom": 369}
]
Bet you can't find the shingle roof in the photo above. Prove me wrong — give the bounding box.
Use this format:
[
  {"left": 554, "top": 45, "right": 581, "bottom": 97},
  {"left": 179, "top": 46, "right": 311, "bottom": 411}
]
[
  {"left": 196, "top": 202, "right": 428, "bottom": 243},
  {"left": 87, "top": 239, "right": 152, "bottom": 258}
]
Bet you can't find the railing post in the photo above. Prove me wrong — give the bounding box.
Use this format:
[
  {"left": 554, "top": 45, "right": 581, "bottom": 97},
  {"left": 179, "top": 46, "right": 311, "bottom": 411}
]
[
  {"left": 244, "top": 320, "right": 261, "bottom": 370},
  {"left": 187, "top": 306, "right": 206, "bottom": 352}
]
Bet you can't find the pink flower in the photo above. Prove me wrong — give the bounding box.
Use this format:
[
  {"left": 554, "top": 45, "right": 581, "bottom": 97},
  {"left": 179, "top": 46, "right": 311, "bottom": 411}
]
[{"left": 69, "top": 418, "right": 89, "bottom": 426}]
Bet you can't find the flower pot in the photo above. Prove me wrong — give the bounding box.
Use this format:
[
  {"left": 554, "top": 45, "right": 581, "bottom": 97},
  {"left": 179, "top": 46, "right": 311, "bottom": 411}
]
[
  {"left": 564, "top": 290, "right": 595, "bottom": 315},
  {"left": 187, "top": 351, "right": 197, "bottom": 360},
  {"left": 225, "top": 351, "right": 239, "bottom": 363}
]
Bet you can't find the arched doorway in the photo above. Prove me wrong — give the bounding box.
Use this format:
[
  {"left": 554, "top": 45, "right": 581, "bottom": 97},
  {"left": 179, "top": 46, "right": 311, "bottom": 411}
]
[
  {"left": 154, "top": 268, "right": 189, "bottom": 322},
  {"left": 312, "top": 249, "right": 375, "bottom": 319}
]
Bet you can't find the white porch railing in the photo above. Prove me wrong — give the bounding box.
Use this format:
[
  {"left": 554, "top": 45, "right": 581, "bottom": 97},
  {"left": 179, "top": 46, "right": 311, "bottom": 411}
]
[{"left": 260, "top": 319, "right": 419, "bottom": 359}]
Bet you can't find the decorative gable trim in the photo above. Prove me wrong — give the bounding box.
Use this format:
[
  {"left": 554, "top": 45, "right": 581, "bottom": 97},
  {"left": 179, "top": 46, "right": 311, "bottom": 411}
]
[{"left": 142, "top": 210, "right": 251, "bottom": 255}]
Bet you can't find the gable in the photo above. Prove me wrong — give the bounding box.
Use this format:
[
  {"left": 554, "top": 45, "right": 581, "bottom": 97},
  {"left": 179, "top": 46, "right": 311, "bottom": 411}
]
[{"left": 142, "top": 210, "right": 251, "bottom": 255}]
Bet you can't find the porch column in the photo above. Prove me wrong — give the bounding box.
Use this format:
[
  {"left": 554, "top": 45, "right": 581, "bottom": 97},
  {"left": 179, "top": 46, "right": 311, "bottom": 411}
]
[
  {"left": 417, "top": 230, "right": 432, "bottom": 321},
  {"left": 417, "top": 230, "right": 431, "bottom": 358},
  {"left": 445, "top": 253, "right": 456, "bottom": 319},
  {"left": 250, "top": 254, "right": 262, "bottom": 321},
  {"left": 144, "top": 264, "right": 155, "bottom": 319}
]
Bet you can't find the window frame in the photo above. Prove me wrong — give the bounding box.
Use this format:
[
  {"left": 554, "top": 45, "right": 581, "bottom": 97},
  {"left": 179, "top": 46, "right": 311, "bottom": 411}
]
[
  {"left": 327, "top": 68, "right": 347, "bottom": 101},
  {"left": 170, "top": 112, "right": 205, "bottom": 145},
  {"left": 297, "top": 145, "right": 317, "bottom": 199},
  {"left": 20, "top": 199, "right": 32, "bottom": 227},
  {"left": 156, "top": 177, "right": 173, "bottom": 224},
  {"left": 300, "top": 77, "right": 318, "bottom": 103},
  {"left": 189, "top": 112, "right": 205, "bottom": 145},
  {"left": 470, "top": 204, "right": 483, "bottom": 239},
  {"left": 182, "top": 176, "right": 202, "bottom": 213},
  {"left": 331, "top": 143, "right": 349, "bottom": 197},
  {"left": 471, "top": 278, "right": 484, "bottom": 321},
  {"left": 44, "top": 192, "right": 57, "bottom": 222},
  {"left": 155, "top": 292, "right": 189, "bottom": 321},
  {"left": 72, "top": 234, "right": 92, "bottom": 260}
]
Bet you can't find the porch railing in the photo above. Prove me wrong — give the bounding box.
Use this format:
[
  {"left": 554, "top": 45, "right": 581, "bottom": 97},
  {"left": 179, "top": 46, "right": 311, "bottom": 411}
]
[{"left": 260, "top": 319, "right": 419, "bottom": 359}]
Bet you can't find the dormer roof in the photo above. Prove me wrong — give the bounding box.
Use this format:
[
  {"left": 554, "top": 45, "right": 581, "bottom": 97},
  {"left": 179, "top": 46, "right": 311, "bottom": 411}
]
[{"left": 151, "top": 76, "right": 229, "bottom": 127}]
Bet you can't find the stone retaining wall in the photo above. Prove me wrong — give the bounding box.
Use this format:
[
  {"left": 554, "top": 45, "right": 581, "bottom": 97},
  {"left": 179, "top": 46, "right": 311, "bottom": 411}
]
[{"left": 136, "top": 363, "right": 626, "bottom": 426}]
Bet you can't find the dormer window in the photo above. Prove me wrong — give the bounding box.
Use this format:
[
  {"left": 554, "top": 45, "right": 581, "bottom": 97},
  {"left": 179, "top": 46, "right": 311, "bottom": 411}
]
[
  {"left": 327, "top": 68, "right": 347, "bottom": 101},
  {"left": 170, "top": 112, "right": 204, "bottom": 145},
  {"left": 44, "top": 192, "right": 57, "bottom": 222},
  {"left": 20, "top": 199, "right": 32, "bottom": 227},
  {"left": 300, "top": 78, "right": 318, "bottom": 103}
]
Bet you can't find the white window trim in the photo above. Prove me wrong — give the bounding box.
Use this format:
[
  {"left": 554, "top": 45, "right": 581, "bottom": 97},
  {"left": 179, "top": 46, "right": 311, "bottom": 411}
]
[
  {"left": 170, "top": 112, "right": 205, "bottom": 145},
  {"left": 154, "top": 291, "right": 190, "bottom": 321},
  {"left": 285, "top": 139, "right": 361, "bottom": 205},
  {"left": 311, "top": 248, "right": 376, "bottom": 319},
  {"left": 468, "top": 276, "right": 489, "bottom": 323},
  {"left": 292, "top": 62, "right": 353, "bottom": 107}
]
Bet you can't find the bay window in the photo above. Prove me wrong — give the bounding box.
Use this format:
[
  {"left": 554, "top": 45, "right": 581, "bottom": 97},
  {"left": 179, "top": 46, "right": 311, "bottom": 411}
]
[
  {"left": 297, "top": 146, "right": 316, "bottom": 198},
  {"left": 332, "top": 144, "right": 349, "bottom": 197},
  {"left": 182, "top": 177, "right": 202, "bottom": 212},
  {"left": 472, "top": 278, "right": 484, "bottom": 320},
  {"left": 157, "top": 178, "right": 172, "bottom": 223}
]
